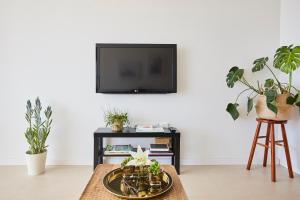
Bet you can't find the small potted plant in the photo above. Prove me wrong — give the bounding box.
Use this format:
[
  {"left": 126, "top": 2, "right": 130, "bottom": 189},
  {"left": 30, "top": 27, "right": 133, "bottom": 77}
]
[
  {"left": 148, "top": 160, "right": 163, "bottom": 192},
  {"left": 104, "top": 109, "right": 129, "bottom": 132},
  {"left": 24, "top": 97, "right": 52, "bottom": 175},
  {"left": 148, "top": 160, "right": 163, "bottom": 182},
  {"left": 226, "top": 45, "right": 300, "bottom": 121}
]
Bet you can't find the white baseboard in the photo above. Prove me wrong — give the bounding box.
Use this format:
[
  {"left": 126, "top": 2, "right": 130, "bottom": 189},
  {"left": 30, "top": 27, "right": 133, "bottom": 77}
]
[
  {"left": 279, "top": 161, "right": 300, "bottom": 175},
  {"left": 0, "top": 156, "right": 282, "bottom": 166}
]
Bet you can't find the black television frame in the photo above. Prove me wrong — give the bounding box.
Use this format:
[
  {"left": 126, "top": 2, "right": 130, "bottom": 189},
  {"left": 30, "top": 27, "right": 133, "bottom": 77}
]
[{"left": 96, "top": 43, "right": 177, "bottom": 94}]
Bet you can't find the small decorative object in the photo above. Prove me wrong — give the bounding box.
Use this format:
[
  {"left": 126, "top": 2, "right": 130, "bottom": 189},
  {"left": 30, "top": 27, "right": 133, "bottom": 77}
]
[
  {"left": 104, "top": 108, "right": 129, "bottom": 132},
  {"left": 226, "top": 45, "right": 300, "bottom": 121},
  {"left": 148, "top": 160, "right": 163, "bottom": 193},
  {"left": 103, "top": 145, "right": 173, "bottom": 199},
  {"left": 24, "top": 97, "right": 52, "bottom": 175}
]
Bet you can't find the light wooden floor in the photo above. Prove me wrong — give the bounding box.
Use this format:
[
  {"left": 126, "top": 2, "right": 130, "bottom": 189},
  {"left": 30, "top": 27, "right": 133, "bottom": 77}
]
[{"left": 0, "top": 165, "right": 299, "bottom": 200}]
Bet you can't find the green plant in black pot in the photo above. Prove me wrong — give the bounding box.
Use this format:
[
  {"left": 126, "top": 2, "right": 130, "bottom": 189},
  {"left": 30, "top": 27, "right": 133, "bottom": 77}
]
[
  {"left": 226, "top": 45, "right": 300, "bottom": 121},
  {"left": 104, "top": 108, "right": 129, "bottom": 132}
]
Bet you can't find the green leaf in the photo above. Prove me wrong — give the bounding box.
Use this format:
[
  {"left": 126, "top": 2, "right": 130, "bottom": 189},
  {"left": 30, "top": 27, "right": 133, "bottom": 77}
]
[
  {"left": 286, "top": 95, "right": 296, "bottom": 105},
  {"left": 265, "top": 89, "right": 277, "bottom": 103},
  {"left": 274, "top": 45, "right": 300, "bottom": 74},
  {"left": 295, "top": 92, "right": 300, "bottom": 106},
  {"left": 252, "top": 57, "right": 269, "bottom": 72},
  {"left": 226, "top": 66, "right": 244, "bottom": 88},
  {"left": 267, "top": 101, "right": 278, "bottom": 114},
  {"left": 264, "top": 79, "right": 274, "bottom": 88},
  {"left": 226, "top": 103, "right": 239, "bottom": 120},
  {"left": 247, "top": 98, "right": 253, "bottom": 115}
]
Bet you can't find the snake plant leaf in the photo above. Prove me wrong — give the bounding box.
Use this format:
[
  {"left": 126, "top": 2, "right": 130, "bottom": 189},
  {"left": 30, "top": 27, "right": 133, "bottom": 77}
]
[
  {"left": 226, "top": 66, "right": 244, "bottom": 88},
  {"left": 247, "top": 98, "right": 253, "bottom": 115},
  {"left": 267, "top": 101, "right": 278, "bottom": 114},
  {"left": 264, "top": 79, "right": 274, "bottom": 88},
  {"left": 274, "top": 45, "right": 300, "bottom": 74},
  {"left": 252, "top": 57, "right": 269, "bottom": 72},
  {"left": 226, "top": 103, "right": 239, "bottom": 120}
]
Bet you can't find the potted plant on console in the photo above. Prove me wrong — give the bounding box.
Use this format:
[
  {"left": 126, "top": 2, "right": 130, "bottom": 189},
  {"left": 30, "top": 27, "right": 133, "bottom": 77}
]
[
  {"left": 226, "top": 45, "right": 300, "bottom": 120},
  {"left": 24, "top": 97, "right": 52, "bottom": 175},
  {"left": 104, "top": 109, "right": 129, "bottom": 132}
]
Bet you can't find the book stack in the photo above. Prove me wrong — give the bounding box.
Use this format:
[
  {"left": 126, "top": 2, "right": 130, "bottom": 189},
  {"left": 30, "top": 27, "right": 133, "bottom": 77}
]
[
  {"left": 150, "top": 144, "right": 169, "bottom": 152},
  {"left": 104, "top": 145, "right": 133, "bottom": 155},
  {"left": 155, "top": 137, "right": 171, "bottom": 148},
  {"left": 136, "top": 124, "right": 164, "bottom": 133}
]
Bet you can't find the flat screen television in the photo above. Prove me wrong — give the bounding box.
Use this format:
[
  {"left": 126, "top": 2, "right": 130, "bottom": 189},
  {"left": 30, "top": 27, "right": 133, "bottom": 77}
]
[{"left": 96, "top": 43, "right": 177, "bottom": 93}]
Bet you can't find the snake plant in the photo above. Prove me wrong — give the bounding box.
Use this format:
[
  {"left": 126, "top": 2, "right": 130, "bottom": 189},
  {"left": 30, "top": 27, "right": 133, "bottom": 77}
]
[{"left": 25, "top": 97, "right": 52, "bottom": 154}]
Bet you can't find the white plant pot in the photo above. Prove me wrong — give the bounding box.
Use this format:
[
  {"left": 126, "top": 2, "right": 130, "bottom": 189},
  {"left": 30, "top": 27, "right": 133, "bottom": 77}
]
[{"left": 25, "top": 151, "right": 47, "bottom": 176}]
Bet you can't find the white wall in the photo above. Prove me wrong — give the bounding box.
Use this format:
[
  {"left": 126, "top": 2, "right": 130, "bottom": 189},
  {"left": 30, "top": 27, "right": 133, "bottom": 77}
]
[
  {"left": 279, "top": 0, "right": 300, "bottom": 174},
  {"left": 0, "top": 0, "right": 280, "bottom": 165}
]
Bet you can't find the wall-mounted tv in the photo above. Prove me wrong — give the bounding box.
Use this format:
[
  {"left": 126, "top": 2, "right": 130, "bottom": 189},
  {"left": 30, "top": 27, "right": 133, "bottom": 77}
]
[{"left": 96, "top": 43, "right": 177, "bottom": 94}]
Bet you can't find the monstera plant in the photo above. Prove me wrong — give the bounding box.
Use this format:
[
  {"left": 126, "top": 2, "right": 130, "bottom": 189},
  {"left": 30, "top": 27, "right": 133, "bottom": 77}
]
[{"left": 226, "top": 45, "right": 300, "bottom": 120}]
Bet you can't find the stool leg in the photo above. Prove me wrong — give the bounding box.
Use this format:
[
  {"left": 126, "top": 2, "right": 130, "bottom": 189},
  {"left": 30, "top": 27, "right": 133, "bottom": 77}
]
[
  {"left": 270, "top": 123, "right": 276, "bottom": 182},
  {"left": 281, "top": 124, "right": 294, "bottom": 178},
  {"left": 247, "top": 122, "right": 262, "bottom": 170},
  {"left": 263, "top": 124, "right": 271, "bottom": 167}
]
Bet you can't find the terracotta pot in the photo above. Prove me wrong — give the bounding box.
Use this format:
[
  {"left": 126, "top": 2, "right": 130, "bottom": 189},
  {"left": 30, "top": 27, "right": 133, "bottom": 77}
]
[
  {"left": 111, "top": 121, "right": 123, "bottom": 132},
  {"left": 255, "top": 94, "right": 294, "bottom": 121},
  {"left": 25, "top": 151, "right": 47, "bottom": 176}
]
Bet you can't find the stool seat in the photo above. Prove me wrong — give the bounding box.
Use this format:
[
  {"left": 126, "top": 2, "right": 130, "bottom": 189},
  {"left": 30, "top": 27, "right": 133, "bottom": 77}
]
[
  {"left": 247, "top": 118, "right": 293, "bottom": 182},
  {"left": 256, "top": 118, "right": 287, "bottom": 124}
]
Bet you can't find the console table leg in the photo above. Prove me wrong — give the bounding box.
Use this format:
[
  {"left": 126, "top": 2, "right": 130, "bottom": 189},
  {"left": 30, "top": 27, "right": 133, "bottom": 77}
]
[
  {"left": 175, "top": 134, "right": 180, "bottom": 175},
  {"left": 99, "top": 137, "right": 103, "bottom": 164},
  {"left": 171, "top": 156, "right": 175, "bottom": 165},
  {"left": 94, "top": 136, "right": 99, "bottom": 170},
  {"left": 171, "top": 136, "right": 175, "bottom": 166}
]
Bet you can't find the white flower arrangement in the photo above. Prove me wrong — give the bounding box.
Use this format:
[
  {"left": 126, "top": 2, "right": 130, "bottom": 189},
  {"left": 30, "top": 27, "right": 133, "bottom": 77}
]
[{"left": 126, "top": 145, "right": 152, "bottom": 166}]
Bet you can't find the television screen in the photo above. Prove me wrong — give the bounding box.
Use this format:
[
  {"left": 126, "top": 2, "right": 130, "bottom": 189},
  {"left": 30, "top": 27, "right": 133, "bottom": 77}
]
[{"left": 96, "top": 44, "right": 177, "bottom": 93}]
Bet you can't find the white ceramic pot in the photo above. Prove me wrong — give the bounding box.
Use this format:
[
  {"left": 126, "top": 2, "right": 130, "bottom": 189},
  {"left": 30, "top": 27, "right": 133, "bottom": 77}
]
[
  {"left": 25, "top": 151, "right": 47, "bottom": 176},
  {"left": 255, "top": 94, "right": 294, "bottom": 121}
]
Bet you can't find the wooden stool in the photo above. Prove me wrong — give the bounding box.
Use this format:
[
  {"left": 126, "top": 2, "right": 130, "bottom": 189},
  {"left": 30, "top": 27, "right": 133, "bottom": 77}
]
[{"left": 246, "top": 118, "right": 294, "bottom": 182}]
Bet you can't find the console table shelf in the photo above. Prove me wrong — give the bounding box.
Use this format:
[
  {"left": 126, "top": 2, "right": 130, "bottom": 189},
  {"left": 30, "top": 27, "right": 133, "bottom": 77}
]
[
  {"left": 102, "top": 152, "right": 174, "bottom": 157},
  {"left": 93, "top": 127, "right": 181, "bottom": 174}
]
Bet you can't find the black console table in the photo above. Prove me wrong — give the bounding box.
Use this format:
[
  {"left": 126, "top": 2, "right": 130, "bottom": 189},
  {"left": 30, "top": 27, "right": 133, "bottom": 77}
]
[{"left": 94, "top": 127, "right": 181, "bottom": 174}]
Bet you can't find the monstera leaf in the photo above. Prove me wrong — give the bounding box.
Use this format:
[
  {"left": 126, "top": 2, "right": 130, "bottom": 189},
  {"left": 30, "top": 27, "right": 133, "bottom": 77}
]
[
  {"left": 286, "top": 94, "right": 297, "bottom": 105},
  {"left": 252, "top": 57, "right": 269, "bottom": 72},
  {"left": 274, "top": 45, "right": 300, "bottom": 74},
  {"left": 264, "top": 79, "right": 274, "bottom": 88},
  {"left": 295, "top": 92, "right": 300, "bottom": 106},
  {"left": 247, "top": 97, "right": 253, "bottom": 115},
  {"left": 265, "top": 89, "right": 278, "bottom": 114},
  {"left": 267, "top": 101, "right": 278, "bottom": 114},
  {"left": 226, "top": 67, "right": 244, "bottom": 88},
  {"left": 289, "top": 92, "right": 300, "bottom": 107},
  {"left": 286, "top": 96, "right": 295, "bottom": 105},
  {"left": 226, "top": 103, "right": 239, "bottom": 120}
]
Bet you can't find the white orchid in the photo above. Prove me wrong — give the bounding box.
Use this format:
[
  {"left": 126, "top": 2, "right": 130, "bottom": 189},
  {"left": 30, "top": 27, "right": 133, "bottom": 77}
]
[{"left": 126, "top": 145, "right": 152, "bottom": 166}]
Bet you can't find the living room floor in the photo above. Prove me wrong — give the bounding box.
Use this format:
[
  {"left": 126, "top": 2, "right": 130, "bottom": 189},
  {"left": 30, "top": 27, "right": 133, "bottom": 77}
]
[{"left": 0, "top": 165, "right": 299, "bottom": 200}]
